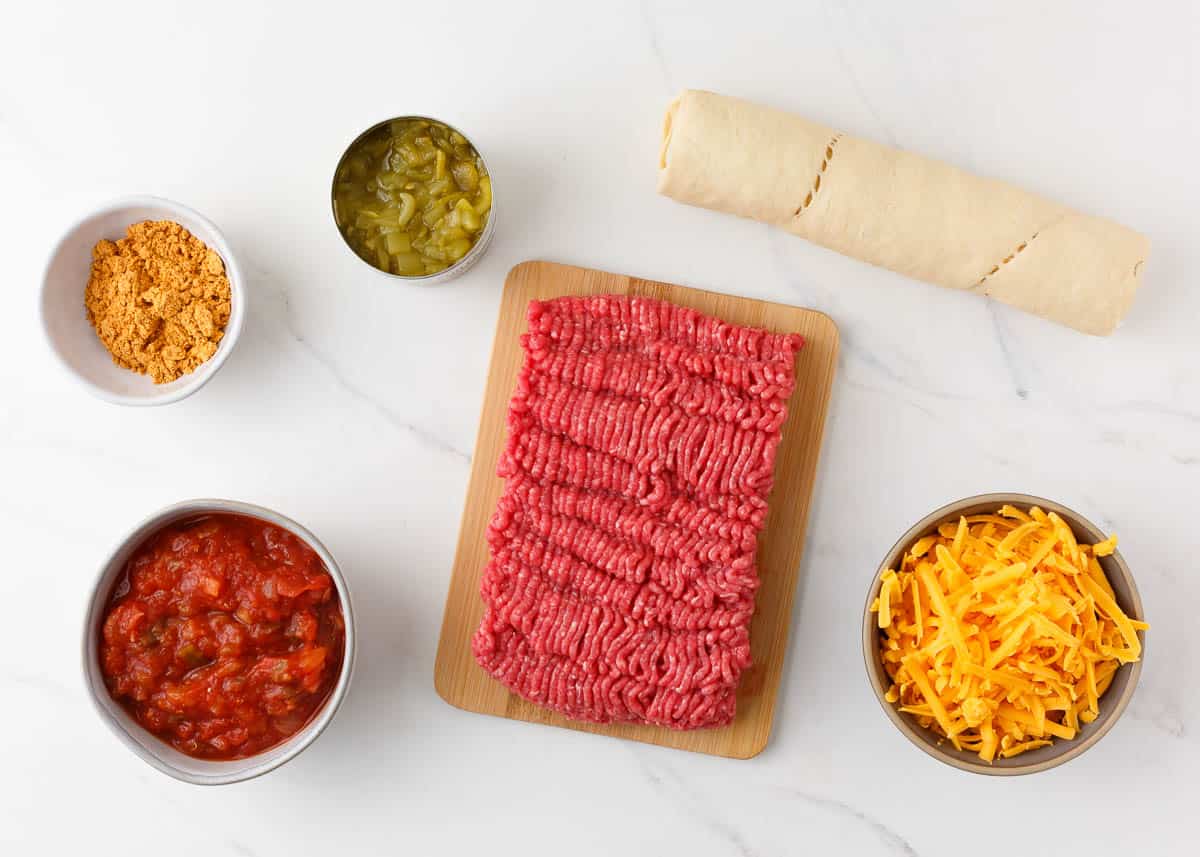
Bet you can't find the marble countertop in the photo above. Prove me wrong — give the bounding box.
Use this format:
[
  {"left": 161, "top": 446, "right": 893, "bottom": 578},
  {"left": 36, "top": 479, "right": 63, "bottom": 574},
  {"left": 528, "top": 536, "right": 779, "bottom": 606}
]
[{"left": 3, "top": 2, "right": 1196, "bottom": 854}]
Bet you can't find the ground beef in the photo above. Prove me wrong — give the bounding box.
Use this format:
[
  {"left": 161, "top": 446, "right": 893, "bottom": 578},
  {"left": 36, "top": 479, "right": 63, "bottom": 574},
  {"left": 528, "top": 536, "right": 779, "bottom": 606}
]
[{"left": 473, "top": 294, "right": 803, "bottom": 730}]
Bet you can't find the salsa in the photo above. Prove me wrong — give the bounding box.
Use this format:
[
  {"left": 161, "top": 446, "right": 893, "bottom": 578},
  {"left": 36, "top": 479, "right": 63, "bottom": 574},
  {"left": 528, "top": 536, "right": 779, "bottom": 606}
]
[{"left": 99, "top": 513, "right": 345, "bottom": 760}]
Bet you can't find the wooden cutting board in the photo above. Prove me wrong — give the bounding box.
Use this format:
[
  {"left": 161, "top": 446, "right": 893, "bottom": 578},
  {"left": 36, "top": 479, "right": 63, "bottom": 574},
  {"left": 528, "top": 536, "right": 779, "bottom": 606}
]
[{"left": 434, "top": 261, "right": 839, "bottom": 759}]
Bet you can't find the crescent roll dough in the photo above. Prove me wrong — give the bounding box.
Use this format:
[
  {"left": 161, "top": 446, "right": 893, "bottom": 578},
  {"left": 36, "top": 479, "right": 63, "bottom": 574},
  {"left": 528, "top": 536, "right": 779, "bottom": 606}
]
[{"left": 657, "top": 90, "right": 1148, "bottom": 335}]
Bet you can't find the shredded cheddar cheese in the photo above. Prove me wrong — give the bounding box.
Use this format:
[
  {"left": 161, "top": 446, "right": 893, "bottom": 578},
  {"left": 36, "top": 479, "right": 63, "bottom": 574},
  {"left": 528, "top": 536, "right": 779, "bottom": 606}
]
[{"left": 871, "top": 505, "right": 1147, "bottom": 762}]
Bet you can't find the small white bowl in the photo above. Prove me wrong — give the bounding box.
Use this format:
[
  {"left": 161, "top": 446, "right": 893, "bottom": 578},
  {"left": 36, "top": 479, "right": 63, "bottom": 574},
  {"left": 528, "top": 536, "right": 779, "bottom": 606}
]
[
  {"left": 82, "top": 499, "right": 356, "bottom": 785},
  {"left": 40, "top": 196, "right": 246, "bottom": 406}
]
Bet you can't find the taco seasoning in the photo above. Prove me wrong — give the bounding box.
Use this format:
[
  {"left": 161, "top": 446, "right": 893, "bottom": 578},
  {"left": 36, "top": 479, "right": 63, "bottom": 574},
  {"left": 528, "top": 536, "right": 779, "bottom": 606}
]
[{"left": 85, "top": 220, "right": 231, "bottom": 384}]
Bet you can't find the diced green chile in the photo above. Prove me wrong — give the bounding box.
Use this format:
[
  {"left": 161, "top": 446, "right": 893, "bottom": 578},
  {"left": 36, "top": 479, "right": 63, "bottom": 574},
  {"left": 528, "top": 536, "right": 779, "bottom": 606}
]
[{"left": 335, "top": 118, "right": 491, "bottom": 276}]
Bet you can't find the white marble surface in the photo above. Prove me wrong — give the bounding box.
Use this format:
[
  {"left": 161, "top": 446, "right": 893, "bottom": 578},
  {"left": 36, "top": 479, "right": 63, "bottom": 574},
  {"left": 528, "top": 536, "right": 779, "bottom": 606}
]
[{"left": 2, "top": 2, "right": 1197, "bottom": 854}]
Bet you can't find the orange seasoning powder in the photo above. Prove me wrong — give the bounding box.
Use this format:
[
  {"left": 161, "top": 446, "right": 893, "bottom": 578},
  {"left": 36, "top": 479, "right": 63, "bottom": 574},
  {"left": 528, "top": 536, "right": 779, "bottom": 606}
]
[{"left": 84, "top": 220, "right": 231, "bottom": 384}]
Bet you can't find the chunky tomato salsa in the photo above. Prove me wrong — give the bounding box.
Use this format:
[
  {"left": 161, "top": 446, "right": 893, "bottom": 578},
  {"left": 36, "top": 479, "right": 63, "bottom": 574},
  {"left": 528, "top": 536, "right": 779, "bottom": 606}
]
[{"left": 100, "top": 513, "right": 345, "bottom": 760}]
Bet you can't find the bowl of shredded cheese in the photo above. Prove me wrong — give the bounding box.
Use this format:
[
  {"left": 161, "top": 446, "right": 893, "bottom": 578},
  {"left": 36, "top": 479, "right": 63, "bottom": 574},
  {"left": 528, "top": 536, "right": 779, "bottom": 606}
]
[{"left": 863, "top": 493, "right": 1147, "bottom": 775}]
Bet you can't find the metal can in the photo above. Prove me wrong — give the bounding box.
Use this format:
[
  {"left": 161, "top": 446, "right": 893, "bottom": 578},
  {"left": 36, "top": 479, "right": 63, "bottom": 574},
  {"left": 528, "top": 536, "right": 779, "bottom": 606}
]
[{"left": 331, "top": 115, "right": 496, "bottom": 285}]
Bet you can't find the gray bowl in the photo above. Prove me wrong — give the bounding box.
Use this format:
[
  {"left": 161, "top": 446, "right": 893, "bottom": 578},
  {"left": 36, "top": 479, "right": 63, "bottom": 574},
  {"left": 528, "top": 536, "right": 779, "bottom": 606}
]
[
  {"left": 82, "top": 499, "right": 356, "bottom": 785},
  {"left": 862, "top": 493, "right": 1145, "bottom": 775}
]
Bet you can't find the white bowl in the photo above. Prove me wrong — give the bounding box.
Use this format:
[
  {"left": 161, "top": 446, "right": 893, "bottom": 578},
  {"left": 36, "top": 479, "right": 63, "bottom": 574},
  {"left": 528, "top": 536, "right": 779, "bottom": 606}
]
[
  {"left": 82, "top": 499, "right": 357, "bottom": 785},
  {"left": 40, "top": 196, "right": 246, "bottom": 406}
]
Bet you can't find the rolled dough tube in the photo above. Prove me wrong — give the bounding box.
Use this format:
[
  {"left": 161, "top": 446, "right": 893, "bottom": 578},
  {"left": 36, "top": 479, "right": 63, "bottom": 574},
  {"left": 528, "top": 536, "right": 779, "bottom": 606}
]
[{"left": 657, "top": 90, "right": 1149, "bottom": 335}]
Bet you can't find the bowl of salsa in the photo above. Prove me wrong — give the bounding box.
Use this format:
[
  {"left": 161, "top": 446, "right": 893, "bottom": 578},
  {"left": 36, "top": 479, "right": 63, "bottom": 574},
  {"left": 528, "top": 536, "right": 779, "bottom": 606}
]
[{"left": 82, "top": 500, "right": 356, "bottom": 785}]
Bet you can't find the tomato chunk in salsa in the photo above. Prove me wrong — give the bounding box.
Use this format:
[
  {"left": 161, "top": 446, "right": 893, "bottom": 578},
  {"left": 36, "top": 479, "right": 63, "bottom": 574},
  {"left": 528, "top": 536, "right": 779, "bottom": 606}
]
[{"left": 99, "top": 513, "right": 345, "bottom": 760}]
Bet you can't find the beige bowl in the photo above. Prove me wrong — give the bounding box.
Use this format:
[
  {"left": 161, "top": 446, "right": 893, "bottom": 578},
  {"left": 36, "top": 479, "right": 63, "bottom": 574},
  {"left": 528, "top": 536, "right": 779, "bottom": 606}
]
[{"left": 862, "top": 493, "right": 1146, "bottom": 775}]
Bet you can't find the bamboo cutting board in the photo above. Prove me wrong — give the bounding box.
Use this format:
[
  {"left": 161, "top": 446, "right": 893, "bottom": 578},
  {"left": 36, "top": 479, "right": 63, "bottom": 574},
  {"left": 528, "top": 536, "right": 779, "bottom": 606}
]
[{"left": 434, "top": 261, "right": 839, "bottom": 759}]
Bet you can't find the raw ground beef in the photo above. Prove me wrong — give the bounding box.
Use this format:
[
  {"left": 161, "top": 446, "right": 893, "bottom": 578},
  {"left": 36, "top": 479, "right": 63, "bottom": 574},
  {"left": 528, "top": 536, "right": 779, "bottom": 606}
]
[{"left": 472, "top": 294, "right": 803, "bottom": 730}]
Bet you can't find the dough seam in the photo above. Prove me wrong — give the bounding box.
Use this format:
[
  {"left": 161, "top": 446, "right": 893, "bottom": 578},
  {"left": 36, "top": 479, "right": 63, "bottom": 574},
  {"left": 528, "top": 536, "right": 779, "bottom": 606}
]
[
  {"left": 794, "top": 134, "right": 841, "bottom": 216},
  {"left": 970, "top": 231, "right": 1041, "bottom": 291}
]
